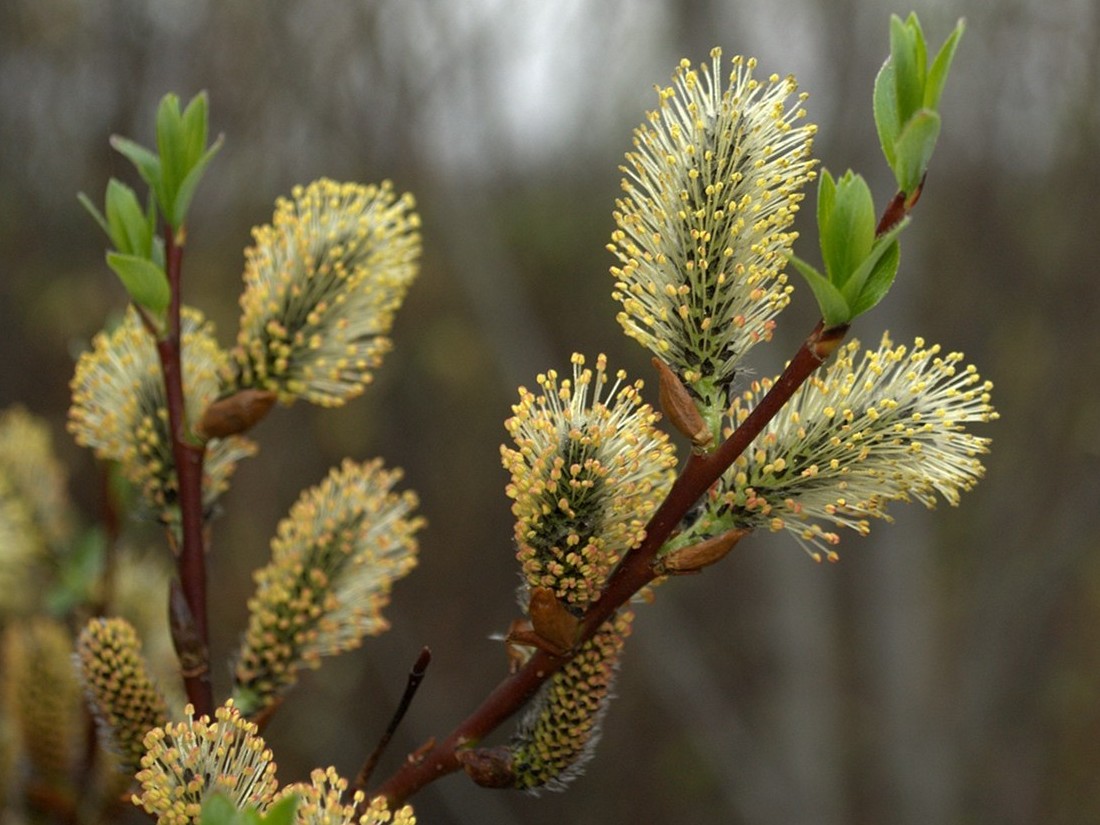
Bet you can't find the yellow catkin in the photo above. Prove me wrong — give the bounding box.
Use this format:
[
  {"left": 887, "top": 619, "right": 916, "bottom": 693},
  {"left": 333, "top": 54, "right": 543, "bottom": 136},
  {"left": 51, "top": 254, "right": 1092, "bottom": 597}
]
[
  {"left": 234, "top": 459, "right": 422, "bottom": 715},
  {"left": 502, "top": 355, "right": 676, "bottom": 609},
  {"left": 509, "top": 610, "right": 634, "bottom": 792},
  {"left": 234, "top": 179, "right": 421, "bottom": 407},
  {"left": 77, "top": 617, "right": 170, "bottom": 773},
  {"left": 712, "top": 333, "right": 997, "bottom": 559},
  {"left": 610, "top": 50, "right": 816, "bottom": 401},
  {"left": 132, "top": 700, "right": 278, "bottom": 823},
  {"left": 3, "top": 618, "right": 82, "bottom": 783}
]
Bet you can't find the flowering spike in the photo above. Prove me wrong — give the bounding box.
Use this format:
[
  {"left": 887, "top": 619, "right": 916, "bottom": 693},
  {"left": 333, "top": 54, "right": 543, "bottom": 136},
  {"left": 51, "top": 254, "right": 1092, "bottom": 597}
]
[
  {"left": 233, "top": 459, "right": 422, "bottom": 715},
  {"left": 132, "top": 700, "right": 278, "bottom": 823},
  {"left": 69, "top": 306, "right": 256, "bottom": 523},
  {"left": 76, "top": 617, "right": 170, "bottom": 773},
  {"left": 509, "top": 611, "right": 633, "bottom": 793},
  {"left": 234, "top": 178, "right": 421, "bottom": 407},
  {"left": 610, "top": 49, "right": 817, "bottom": 410},
  {"left": 0, "top": 406, "right": 75, "bottom": 553},
  {"left": 502, "top": 354, "right": 677, "bottom": 609},
  {"left": 2, "top": 618, "right": 82, "bottom": 783},
  {"left": 0, "top": 471, "right": 42, "bottom": 617},
  {"left": 711, "top": 333, "right": 997, "bottom": 558}
]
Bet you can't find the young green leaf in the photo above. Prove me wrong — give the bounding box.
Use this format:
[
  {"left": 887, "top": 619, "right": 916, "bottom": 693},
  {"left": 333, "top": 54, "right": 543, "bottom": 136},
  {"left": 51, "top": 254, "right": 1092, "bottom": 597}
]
[
  {"left": 893, "top": 109, "right": 941, "bottom": 195},
  {"left": 925, "top": 19, "right": 965, "bottom": 111},
  {"left": 197, "top": 791, "right": 298, "bottom": 825},
  {"left": 172, "top": 133, "right": 223, "bottom": 224},
  {"left": 816, "top": 167, "right": 838, "bottom": 251},
  {"left": 873, "top": 60, "right": 900, "bottom": 169},
  {"left": 789, "top": 254, "right": 851, "bottom": 328},
  {"left": 181, "top": 91, "right": 211, "bottom": 169},
  {"left": 840, "top": 216, "right": 908, "bottom": 309},
  {"left": 257, "top": 795, "right": 298, "bottom": 825},
  {"left": 145, "top": 91, "right": 220, "bottom": 228},
  {"left": 820, "top": 170, "right": 875, "bottom": 288},
  {"left": 106, "top": 252, "right": 170, "bottom": 314},
  {"left": 199, "top": 794, "right": 239, "bottom": 825},
  {"left": 889, "top": 15, "right": 923, "bottom": 124},
  {"left": 848, "top": 239, "right": 900, "bottom": 318},
  {"left": 109, "top": 135, "right": 163, "bottom": 204},
  {"left": 104, "top": 179, "right": 153, "bottom": 257},
  {"left": 156, "top": 94, "right": 186, "bottom": 209}
]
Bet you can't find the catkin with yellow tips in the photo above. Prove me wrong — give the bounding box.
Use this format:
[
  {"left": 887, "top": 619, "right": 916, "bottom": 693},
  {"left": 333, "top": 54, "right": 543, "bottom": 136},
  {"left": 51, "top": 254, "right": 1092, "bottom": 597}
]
[
  {"left": 76, "top": 617, "right": 170, "bottom": 773},
  {"left": 234, "top": 178, "right": 421, "bottom": 407}
]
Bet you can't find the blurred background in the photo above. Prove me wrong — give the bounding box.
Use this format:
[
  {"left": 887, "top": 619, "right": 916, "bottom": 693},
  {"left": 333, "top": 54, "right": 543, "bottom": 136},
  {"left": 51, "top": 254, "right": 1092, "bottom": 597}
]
[{"left": 2, "top": 0, "right": 1099, "bottom": 823}]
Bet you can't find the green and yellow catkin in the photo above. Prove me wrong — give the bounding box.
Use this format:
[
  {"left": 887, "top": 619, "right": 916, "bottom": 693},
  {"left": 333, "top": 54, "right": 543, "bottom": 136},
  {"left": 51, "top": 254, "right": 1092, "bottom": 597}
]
[
  {"left": 234, "top": 178, "right": 421, "bottom": 407},
  {"left": 0, "top": 472, "right": 41, "bottom": 617},
  {"left": 275, "top": 766, "right": 417, "bottom": 825},
  {"left": 502, "top": 354, "right": 677, "bottom": 609},
  {"left": 510, "top": 610, "right": 633, "bottom": 792},
  {"left": 2, "top": 618, "right": 82, "bottom": 784},
  {"left": 610, "top": 49, "right": 816, "bottom": 412},
  {"left": 234, "top": 459, "right": 422, "bottom": 715},
  {"left": 69, "top": 306, "right": 256, "bottom": 523},
  {"left": 710, "top": 334, "right": 997, "bottom": 560},
  {"left": 461, "top": 611, "right": 634, "bottom": 793},
  {"left": 0, "top": 406, "right": 75, "bottom": 553},
  {"left": 76, "top": 617, "right": 170, "bottom": 773},
  {"left": 132, "top": 700, "right": 277, "bottom": 824}
]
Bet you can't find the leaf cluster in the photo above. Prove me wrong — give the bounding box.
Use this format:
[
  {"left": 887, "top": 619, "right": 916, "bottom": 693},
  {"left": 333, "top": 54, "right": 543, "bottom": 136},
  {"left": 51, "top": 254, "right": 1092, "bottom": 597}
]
[
  {"left": 791, "top": 13, "right": 963, "bottom": 327},
  {"left": 78, "top": 92, "right": 222, "bottom": 322}
]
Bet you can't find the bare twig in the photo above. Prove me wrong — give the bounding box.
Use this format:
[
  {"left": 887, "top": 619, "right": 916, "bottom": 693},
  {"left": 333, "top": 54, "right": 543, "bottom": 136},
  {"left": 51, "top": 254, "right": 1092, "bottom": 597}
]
[{"left": 355, "top": 647, "right": 433, "bottom": 791}]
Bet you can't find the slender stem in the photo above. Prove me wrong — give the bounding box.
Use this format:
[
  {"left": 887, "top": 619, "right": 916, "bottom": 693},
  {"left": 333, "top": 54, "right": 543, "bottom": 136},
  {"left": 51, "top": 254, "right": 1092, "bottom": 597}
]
[
  {"left": 158, "top": 227, "right": 214, "bottom": 717},
  {"left": 354, "top": 647, "right": 433, "bottom": 791},
  {"left": 372, "top": 321, "right": 846, "bottom": 806}
]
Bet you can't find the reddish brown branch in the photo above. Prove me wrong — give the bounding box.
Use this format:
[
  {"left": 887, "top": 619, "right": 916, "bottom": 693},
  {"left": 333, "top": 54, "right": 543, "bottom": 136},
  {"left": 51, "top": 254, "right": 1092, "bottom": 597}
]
[
  {"left": 371, "top": 321, "right": 846, "bottom": 806},
  {"left": 157, "top": 228, "right": 213, "bottom": 717}
]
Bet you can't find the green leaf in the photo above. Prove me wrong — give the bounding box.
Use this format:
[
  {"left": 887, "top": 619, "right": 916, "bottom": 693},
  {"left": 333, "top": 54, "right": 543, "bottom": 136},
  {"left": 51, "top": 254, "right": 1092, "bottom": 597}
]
[
  {"left": 820, "top": 170, "right": 875, "bottom": 288},
  {"left": 848, "top": 239, "right": 900, "bottom": 318},
  {"left": 893, "top": 109, "right": 941, "bottom": 195},
  {"left": 889, "top": 15, "right": 922, "bottom": 125},
  {"left": 156, "top": 94, "right": 186, "bottom": 215},
  {"left": 873, "top": 60, "right": 900, "bottom": 169},
  {"left": 110, "top": 135, "right": 163, "bottom": 200},
  {"left": 259, "top": 795, "right": 299, "bottom": 825},
  {"left": 908, "top": 13, "right": 928, "bottom": 93},
  {"left": 181, "top": 91, "right": 210, "bottom": 169},
  {"left": 106, "top": 252, "right": 170, "bottom": 314},
  {"left": 790, "top": 254, "right": 851, "bottom": 327},
  {"left": 172, "top": 133, "right": 223, "bottom": 225},
  {"left": 839, "top": 216, "right": 909, "bottom": 313},
  {"left": 816, "top": 168, "right": 837, "bottom": 248},
  {"left": 104, "top": 179, "right": 153, "bottom": 257},
  {"left": 925, "top": 18, "right": 965, "bottom": 110},
  {"left": 144, "top": 91, "right": 219, "bottom": 227},
  {"left": 198, "top": 794, "right": 298, "bottom": 825},
  {"left": 199, "top": 794, "right": 238, "bottom": 825}
]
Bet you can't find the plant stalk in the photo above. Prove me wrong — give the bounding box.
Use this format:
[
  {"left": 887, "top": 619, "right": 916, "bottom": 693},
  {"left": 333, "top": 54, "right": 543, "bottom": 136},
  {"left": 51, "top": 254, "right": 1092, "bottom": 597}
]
[{"left": 157, "top": 227, "right": 213, "bottom": 717}]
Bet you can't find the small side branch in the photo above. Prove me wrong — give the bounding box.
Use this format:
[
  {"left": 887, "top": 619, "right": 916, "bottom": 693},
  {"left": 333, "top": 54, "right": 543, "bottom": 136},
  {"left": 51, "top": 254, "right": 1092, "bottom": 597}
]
[{"left": 355, "top": 648, "right": 433, "bottom": 792}]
